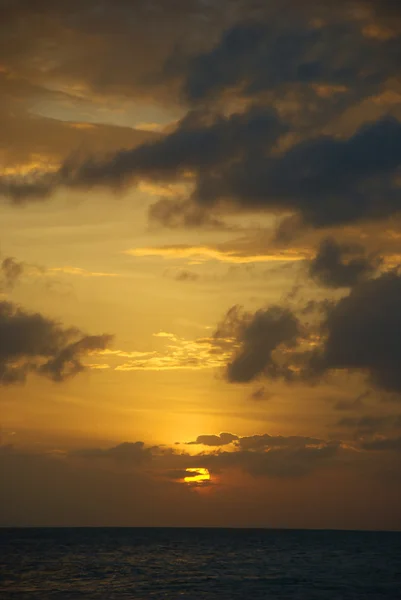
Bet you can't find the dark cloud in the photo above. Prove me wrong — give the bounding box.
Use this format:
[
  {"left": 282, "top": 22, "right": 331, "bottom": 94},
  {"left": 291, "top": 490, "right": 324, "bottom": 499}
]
[
  {"left": 0, "top": 446, "right": 207, "bottom": 527},
  {"left": 182, "top": 20, "right": 400, "bottom": 104},
  {"left": 0, "top": 0, "right": 231, "bottom": 101},
  {"left": 68, "top": 106, "right": 286, "bottom": 189},
  {"left": 212, "top": 269, "right": 401, "bottom": 392},
  {"left": 300, "top": 299, "right": 336, "bottom": 316},
  {"left": 68, "top": 432, "right": 341, "bottom": 480},
  {"left": 312, "top": 271, "right": 401, "bottom": 393},
  {"left": 0, "top": 257, "right": 25, "bottom": 290},
  {"left": 73, "top": 442, "right": 153, "bottom": 464},
  {"left": 3, "top": 438, "right": 400, "bottom": 529},
  {"left": 336, "top": 415, "right": 401, "bottom": 435},
  {"left": 163, "top": 469, "right": 195, "bottom": 480},
  {"left": 0, "top": 106, "right": 286, "bottom": 202},
  {"left": 309, "top": 238, "right": 381, "bottom": 288},
  {"left": 193, "top": 116, "right": 401, "bottom": 228},
  {"left": 6, "top": 112, "right": 399, "bottom": 233},
  {"left": 250, "top": 386, "right": 270, "bottom": 401},
  {"left": 236, "top": 434, "right": 324, "bottom": 451},
  {"left": 186, "top": 432, "right": 238, "bottom": 446},
  {"left": 202, "top": 443, "right": 341, "bottom": 478},
  {"left": 0, "top": 68, "right": 158, "bottom": 176},
  {"left": 148, "top": 198, "right": 230, "bottom": 230},
  {"left": 365, "top": 0, "right": 401, "bottom": 21},
  {"left": 166, "top": 431, "right": 343, "bottom": 478},
  {"left": 0, "top": 301, "right": 112, "bottom": 384},
  {"left": 362, "top": 436, "right": 401, "bottom": 452},
  {"left": 1, "top": 2, "right": 400, "bottom": 236},
  {"left": 175, "top": 270, "right": 199, "bottom": 282},
  {"left": 334, "top": 391, "right": 370, "bottom": 411},
  {"left": 214, "top": 305, "right": 299, "bottom": 383}
]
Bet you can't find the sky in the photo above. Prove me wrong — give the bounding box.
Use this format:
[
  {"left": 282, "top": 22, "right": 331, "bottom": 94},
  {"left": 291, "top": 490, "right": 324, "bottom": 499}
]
[{"left": 0, "top": 0, "right": 401, "bottom": 529}]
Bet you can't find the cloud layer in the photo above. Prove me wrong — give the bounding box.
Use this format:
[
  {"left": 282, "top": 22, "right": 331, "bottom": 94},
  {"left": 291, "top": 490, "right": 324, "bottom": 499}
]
[{"left": 0, "top": 301, "right": 112, "bottom": 384}]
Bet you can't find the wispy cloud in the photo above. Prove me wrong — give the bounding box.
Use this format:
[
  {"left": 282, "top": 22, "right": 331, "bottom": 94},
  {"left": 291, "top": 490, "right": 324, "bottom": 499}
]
[
  {"left": 88, "top": 331, "right": 234, "bottom": 372},
  {"left": 49, "top": 266, "right": 119, "bottom": 278},
  {"left": 125, "top": 245, "right": 310, "bottom": 264}
]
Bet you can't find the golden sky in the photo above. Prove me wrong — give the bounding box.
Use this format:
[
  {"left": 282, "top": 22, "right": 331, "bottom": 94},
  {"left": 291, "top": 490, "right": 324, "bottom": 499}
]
[{"left": 0, "top": 0, "right": 401, "bottom": 529}]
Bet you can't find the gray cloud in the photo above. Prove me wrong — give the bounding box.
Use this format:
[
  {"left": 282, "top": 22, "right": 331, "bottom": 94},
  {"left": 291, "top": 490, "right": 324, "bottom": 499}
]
[
  {"left": 3, "top": 435, "right": 399, "bottom": 529},
  {"left": 1, "top": 3, "right": 400, "bottom": 236},
  {"left": 72, "top": 442, "right": 153, "bottom": 464},
  {"left": 334, "top": 391, "right": 370, "bottom": 411},
  {"left": 249, "top": 386, "right": 270, "bottom": 401},
  {"left": 148, "top": 197, "right": 230, "bottom": 230},
  {"left": 67, "top": 106, "right": 286, "bottom": 190},
  {"left": 175, "top": 270, "right": 199, "bottom": 282},
  {"left": 236, "top": 434, "right": 324, "bottom": 451},
  {"left": 186, "top": 432, "right": 239, "bottom": 446},
  {"left": 166, "top": 432, "right": 342, "bottom": 478},
  {"left": 214, "top": 305, "right": 299, "bottom": 383},
  {"left": 0, "top": 257, "right": 25, "bottom": 291},
  {"left": 0, "top": 106, "right": 286, "bottom": 202},
  {"left": 0, "top": 0, "right": 231, "bottom": 100},
  {"left": 202, "top": 443, "right": 341, "bottom": 479},
  {"left": 336, "top": 415, "right": 401, "bottom": 435},
  {"left": 0, "top": 301, "right": 112, "bottom": 384},
  {"left": 6, "top": 112, "right": 399, "bottom": 234},
  {"left": 309, "top": 238, "right": 381, "bottom": 288},
  {"left": 312, "top": 271, "right": 401, "bottom": 394},
  {"left": 182, "top": 20, "right": 400, "bottom": 104},
  {"left": 75, "top": 432, "right": 342, "bottom": 480},
  {"left": 193, "top": 116, "right": 401, "bottom": 228},
  {"left": 362, "top": 436, "right": 401, "bottom": 452}
]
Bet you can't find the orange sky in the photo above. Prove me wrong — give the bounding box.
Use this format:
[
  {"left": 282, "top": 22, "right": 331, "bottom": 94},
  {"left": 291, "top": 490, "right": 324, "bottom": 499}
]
[{"left": 0, "top": 0, "right": 400, "bottom": 530}]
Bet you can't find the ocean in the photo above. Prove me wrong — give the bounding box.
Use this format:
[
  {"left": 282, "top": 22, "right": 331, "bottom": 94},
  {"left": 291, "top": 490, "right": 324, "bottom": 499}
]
[{"left": 1, "top": 528, "right": 400, "bottom": 599}]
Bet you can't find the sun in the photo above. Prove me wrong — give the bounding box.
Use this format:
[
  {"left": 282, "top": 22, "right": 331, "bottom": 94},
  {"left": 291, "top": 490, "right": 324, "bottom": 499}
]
[{"left": 184, "top": 468, "right": 210, "bottom": 485}]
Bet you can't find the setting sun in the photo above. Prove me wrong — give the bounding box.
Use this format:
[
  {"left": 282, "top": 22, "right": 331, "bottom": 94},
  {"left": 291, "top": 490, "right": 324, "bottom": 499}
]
[{"left": 184, "top": 468, "right": 210, "bottom": 485}]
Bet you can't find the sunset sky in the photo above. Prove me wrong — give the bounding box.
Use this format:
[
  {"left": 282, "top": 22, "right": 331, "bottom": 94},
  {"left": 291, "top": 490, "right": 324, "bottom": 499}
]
[{"left": 1, "top": 0, "right": 401, "bottom": 529}]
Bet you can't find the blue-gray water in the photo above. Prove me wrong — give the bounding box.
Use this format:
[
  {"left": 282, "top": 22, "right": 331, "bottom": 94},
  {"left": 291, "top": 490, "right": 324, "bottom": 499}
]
[{"left": 1, "top": 528, "right": 400, "bottom": 599}]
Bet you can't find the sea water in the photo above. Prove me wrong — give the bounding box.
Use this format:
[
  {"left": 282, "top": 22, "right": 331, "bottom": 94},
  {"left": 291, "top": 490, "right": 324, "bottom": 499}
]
[{"left": 1, "top": 527, "right": 400, "bottom": 599}]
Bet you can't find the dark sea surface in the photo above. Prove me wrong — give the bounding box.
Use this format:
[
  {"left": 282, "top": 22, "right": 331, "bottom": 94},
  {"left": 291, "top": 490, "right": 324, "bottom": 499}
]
[{"left": 1, "top": 528, "right": 400, "bottom": 599}]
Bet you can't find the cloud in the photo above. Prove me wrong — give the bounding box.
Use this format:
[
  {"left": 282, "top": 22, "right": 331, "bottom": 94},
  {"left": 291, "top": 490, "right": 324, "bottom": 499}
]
[
  {"left": 49, "top": 266, "right": 119, "bottom": 278},
  {"left": 0, "top": 257, "right": 25, "bottom": 291},
  {"left": 186, "top": 432, "right": 239, "bottom": 446},
  {"left": 0, "top": 106, "right": 286, "bottom": 203},
  {"left": 193, "top": 116, "right": 401, "bottom": 229},
  {"left": 148, "top": 198, "right": 231, "bottom": 230},
  {"left": 336, "top": 415, "right": 401, "bottom": 435},
  {"left": 72, "top": 442, "right": 153, "bottom": 464},
  {"left": 6, "top": 111, "right": 399, "bottom": 235},
  {"left": 309, "top": 237, "right": 381, "bottom": 288},
  {"left": 75, "top": 432, "right": 343, "bottom": 480},
  {"left": 2, "top": 423, "right": 401, "bottom": 527},
  {"left": 312, "top": 271, "right": 401, "bottom": 394},
  {"left": 250, "top": 386, "right": 270, "bottom": 401},
  {"left": 0, "top": 84, "right": 158, "bottom": 173},
  {"left": 236, "top": 434, "right": 324, "bottom": 451},
  {"left": 103, "top": 332, "right": 232, "bottom": 372},
  {"left": 334, "top": 391, "right": 370, "bottom": 411},
  {"left": 0, "top": 0, "right": 230, "bottom": 100},
  {"left": 1, "top": 3, "right": 400, "bottom": 239},
  {"left": 0, "top": 301, "right": 112, "bottom": 384},
  {"left": 126, "top": 244, "right": 309, "bottom": 264},
  {"left": 208, "top": 263, "right": 401, "bottom": 394},
  {"left": 362, "top": 436, "right": 401, "bottom": 452},
  {"left": 201, "top": 442, "right": 341, "bottom": 478},
  {"left": 214, "top": 305, "right": 300, "bottom": 383},
  {"left": 182, "top": 20, "right": 400, "bottom": 104},
  {"left": 0, "top": 445, "right": 207, "bottom": 527},
  {"left": 174, "top": 270, "right": 199, "bottom": 282}
]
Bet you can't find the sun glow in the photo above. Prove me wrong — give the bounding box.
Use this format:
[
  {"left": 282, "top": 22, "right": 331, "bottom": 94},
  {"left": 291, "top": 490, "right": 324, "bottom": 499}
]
[{"left": 184, "top": 468, "right": 210, "bottom": 485}]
